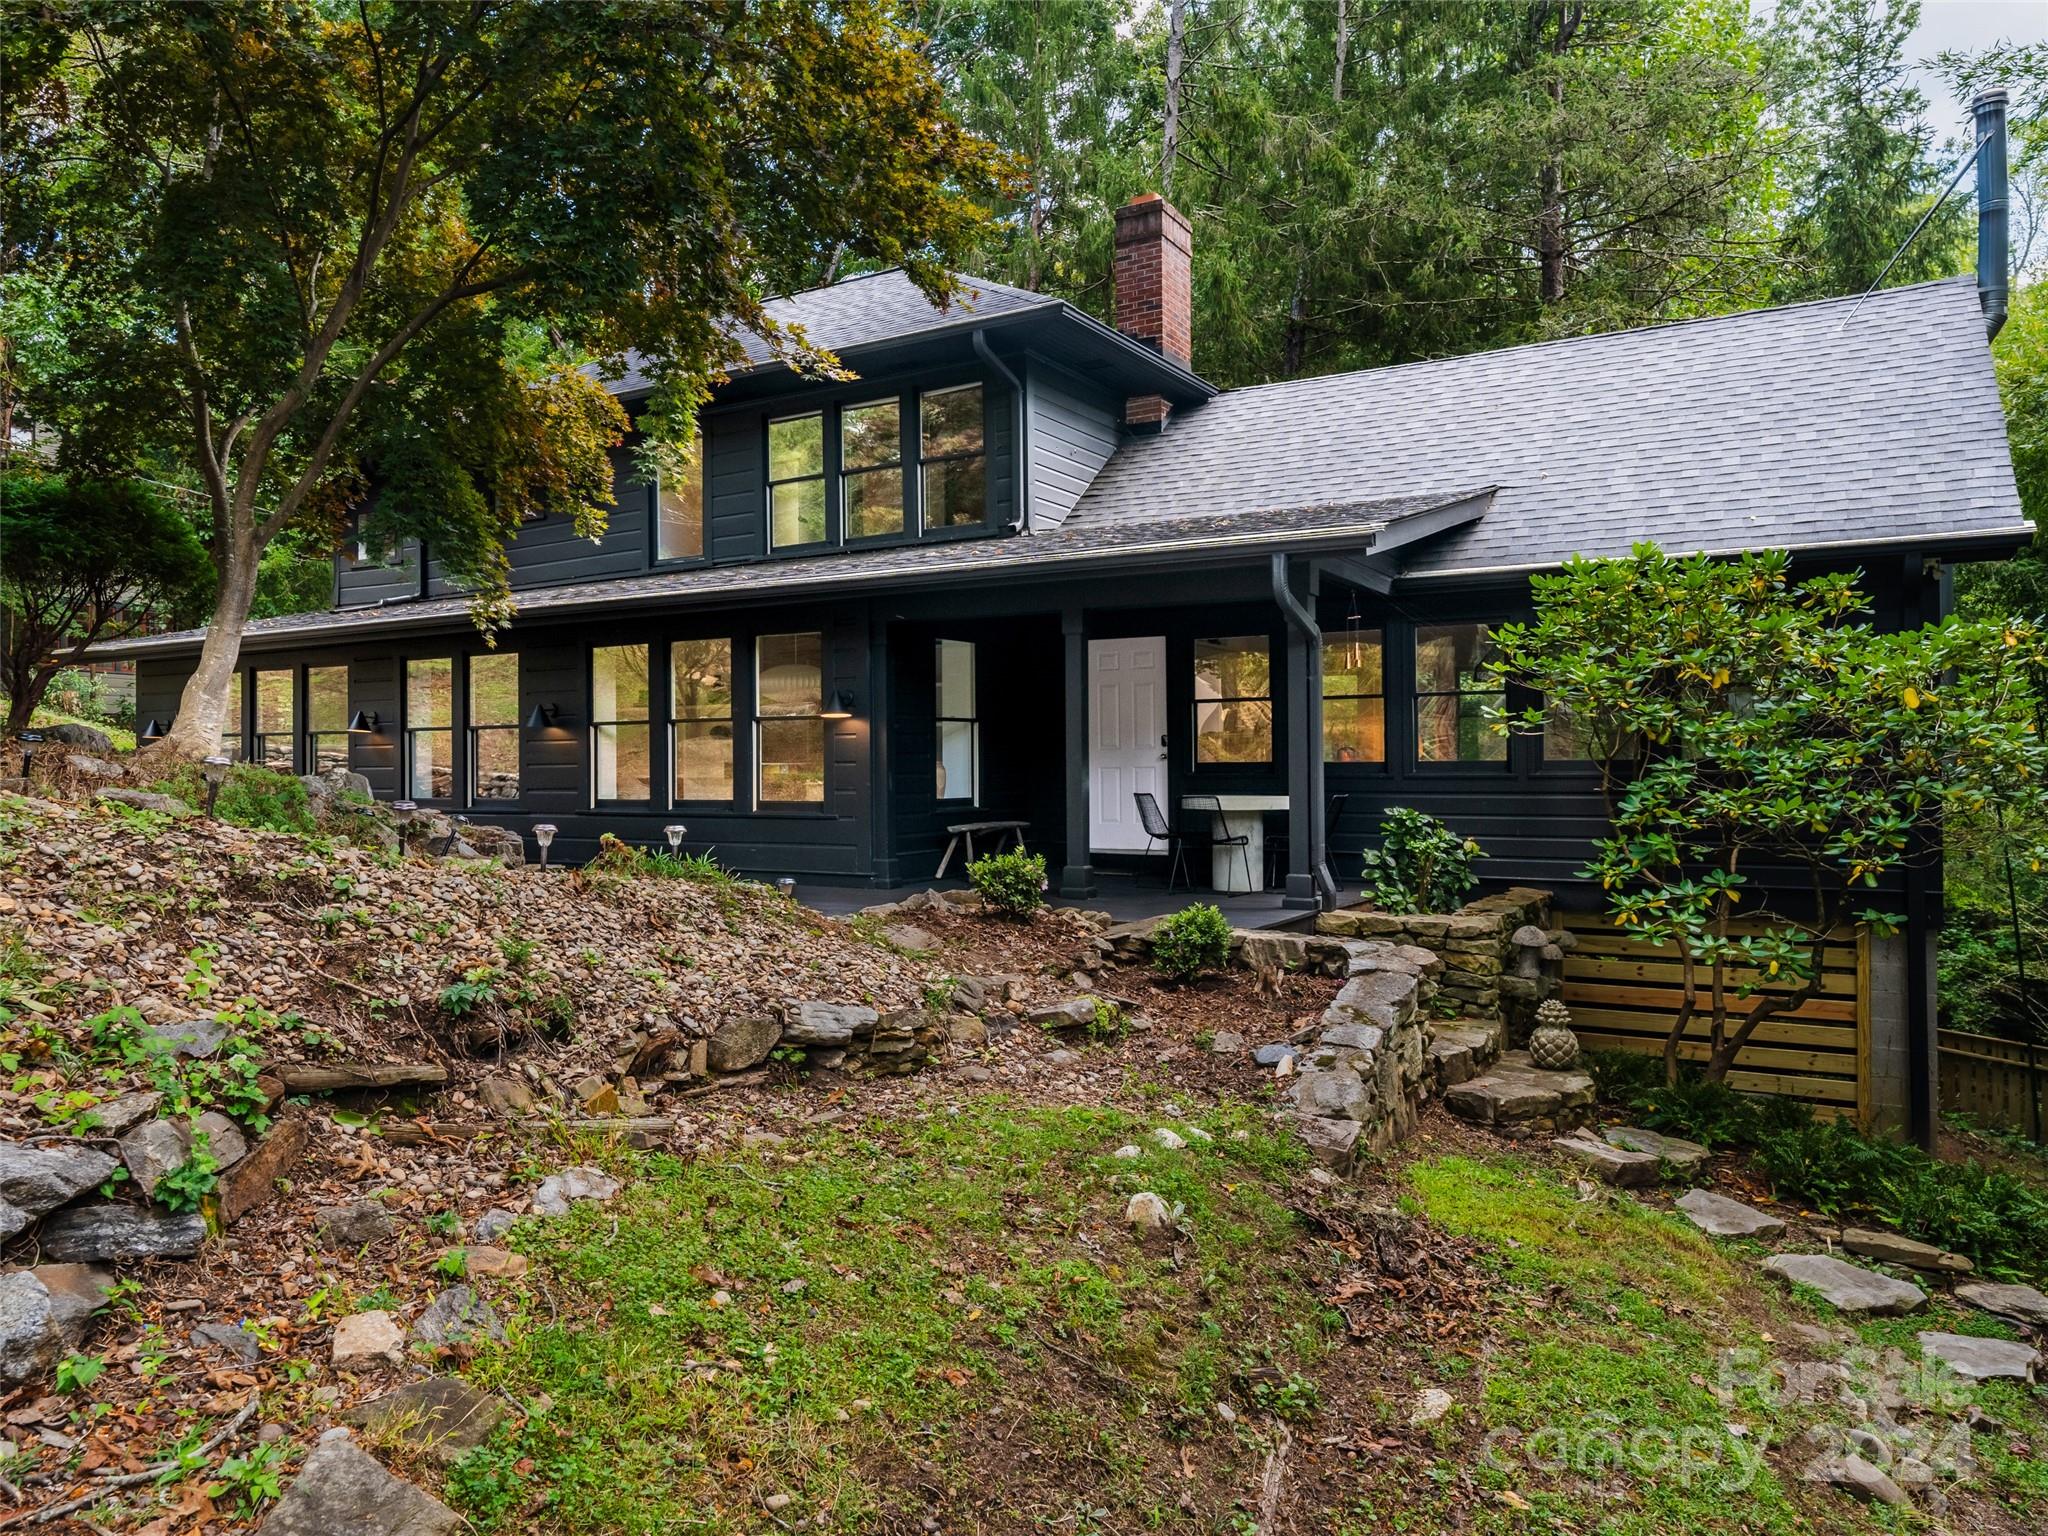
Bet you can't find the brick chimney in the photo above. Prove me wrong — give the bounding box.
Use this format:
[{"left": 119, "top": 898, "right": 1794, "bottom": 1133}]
[{"left": 1113, "top": 192, "right": 1192, "bottom": 431}]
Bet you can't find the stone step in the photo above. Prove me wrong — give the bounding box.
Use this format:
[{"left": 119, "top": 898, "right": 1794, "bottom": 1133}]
[
  {"left": 1441, "top": 1051, "right": 1594, "bottom": 1135},
  {"left": 1425, "top": 1019, "right": 1503, "bottom": 1087}
]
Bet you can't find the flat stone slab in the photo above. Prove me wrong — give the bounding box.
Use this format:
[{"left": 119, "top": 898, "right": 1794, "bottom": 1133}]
[
  {"left": 1762, "top": 1253, "right": 1926, "bottom": 1316},
  {"left": 1553, "top": 1133, "right": 1660, "bottom": 1187},
  {"left": 1675, "top": 1188, "right": 1785, "bottom": 1238},
  {"left": 1603, "top": 1126, "right": 1709, "bottom": 1174},
  {"left": 260, "top": 1437, "right": 462, "bottom": 1535},
  {"left": 1917, "top": 1331, "right": 2040, "bottom": 1382},
  {"left": 348, "top": 1377, "right": 508, "bottom": 1464},
  {"left": 1842, "top": 1227, "right": 1971, "bottom": 1274},
  {"left": 1443, "top": 1053, "right": 1594, "bottom": 1125},
  {"left": 1955, "top": 1281, "right": 2048, "bottom": 1329}
]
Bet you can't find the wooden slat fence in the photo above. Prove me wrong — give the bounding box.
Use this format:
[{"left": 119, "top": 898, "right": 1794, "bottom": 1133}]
[
  {"left": 1559, "top": 911, "right": 1869, "bottom": 1124},
  {"left": 1937, "top": 1029, "right": 2047, "bottom": 1141}
]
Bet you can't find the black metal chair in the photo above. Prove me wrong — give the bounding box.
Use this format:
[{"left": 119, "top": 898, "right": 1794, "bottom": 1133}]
[
  {"left": 1183, "top": 792, "right": 1253, "bottom": 894},
  {"left": 1134, "top": 791, "right": 1189, "bottom": 891},
  {"left": 1265, "top": 791, "right": 1354, "bottom": 888}
]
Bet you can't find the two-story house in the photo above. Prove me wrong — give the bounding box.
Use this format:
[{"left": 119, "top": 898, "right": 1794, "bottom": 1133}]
[{"left": 101, "top": 96, "right": 2032, "bottom": 1138}]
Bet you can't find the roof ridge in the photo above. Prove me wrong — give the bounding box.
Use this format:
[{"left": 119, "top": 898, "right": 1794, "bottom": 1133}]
[{"left": 1211, "top": 275, "right": 1979, "bottom": 404}]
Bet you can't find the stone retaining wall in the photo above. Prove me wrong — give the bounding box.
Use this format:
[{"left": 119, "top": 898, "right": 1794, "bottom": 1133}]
[{"left": 1315, "top": 887, "right": 1569, "bottom": 1043}]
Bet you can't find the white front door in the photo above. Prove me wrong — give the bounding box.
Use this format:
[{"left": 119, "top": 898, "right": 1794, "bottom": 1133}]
[{"left": 1089, "top": 636, "right": 1168, "bottom": 853}]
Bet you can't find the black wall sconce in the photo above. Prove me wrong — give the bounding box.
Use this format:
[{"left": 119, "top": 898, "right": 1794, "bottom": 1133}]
[
  {"left": 524, "top": 702, "right": 560, "bottom": 733},
  {"left": 347, "top": 708, "right": 380, "bottom": 734},
  {"left": 821, "top": 689, "right": 856, "bottom": 720}
]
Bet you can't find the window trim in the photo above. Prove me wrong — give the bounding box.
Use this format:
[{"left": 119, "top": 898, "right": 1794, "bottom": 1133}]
[
  {"left": 466, "top": 651, "right": 522, "bottom": 807},
  {"left": 1191, "top": 634, "right": 1275, "bottom": 767},
  {"left": 1411, "top": 621, "right": 1509, "bottom": 769},
  {"left": 669, "top": 636, "right": 737, "bottom": 808},
  {"left": 765, "top": 411, "right": 829, "bottom": 552},
  {"left": 589, "top": 643, "right": 654, "bottom": 808},
  {"left": 753, "top": 631, "right": 827, "bottom": 808},
  {"left": 934, "top": 638, "right": 979, "bottom": 805},
  {"left": 917, "top": 382, "right": 989, "bottom": 533},
  {"left": 840, "top": 395, "right": 910, "bottom": 543},
  {"left": 403, "top": 656, "right": 456, "bottom": 803},
  {"left": 651, "top": 455, "right": 710, "bottom": 567}
]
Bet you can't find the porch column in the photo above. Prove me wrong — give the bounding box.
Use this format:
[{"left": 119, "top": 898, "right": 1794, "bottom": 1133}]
[
  {"left": 1274, "top": 555, "right": 1332, "bottom": 910},
  {"left": 1059, "top": 605, "right": 1096, "bottom": 897}
]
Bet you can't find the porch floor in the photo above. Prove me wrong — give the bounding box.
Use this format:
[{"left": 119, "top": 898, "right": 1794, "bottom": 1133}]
[{"left": 799, "top": 872, "right": 1346, "bottom": 930}]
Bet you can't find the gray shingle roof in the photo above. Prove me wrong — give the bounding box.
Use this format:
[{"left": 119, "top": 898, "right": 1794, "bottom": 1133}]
[
  {"left": 95, "top": 493, "right": 1485, "bottom": 660},
  {"left": 608, "top": 270, "right": 1060, "bottom": 394},
  {"left": 1070, "top": 276, "right": 2028, "bottom": 578}
]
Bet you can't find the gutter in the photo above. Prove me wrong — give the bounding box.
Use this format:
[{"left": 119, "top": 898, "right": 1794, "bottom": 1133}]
[
  {"left": 1270, "top": 553, "right": 1340, "bottom": 910},
  {"left": 973, "top": 329, "right": 1031, "bottom": 533}
]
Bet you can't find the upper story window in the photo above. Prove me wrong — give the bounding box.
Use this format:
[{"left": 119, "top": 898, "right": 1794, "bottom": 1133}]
[
  {"left": 656, "top": 456, "right": 705, "bottom": 562},
  {"left": 1193, "top": 636, "right": 1272, "bottom": 764},
  {"left": 768, "top": 414, "right": 826, "bottom": 550},
  {"left": 1415, "top": 623, "right": 1504, "bottom": 764},
  {"left": 842, "top": 399, "right": 906, "bottom": 539},
  {"left": 920, "top": 385, "right": 986, "bottom": 528}
]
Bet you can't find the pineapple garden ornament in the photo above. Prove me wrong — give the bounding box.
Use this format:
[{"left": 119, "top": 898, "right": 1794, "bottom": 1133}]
[{"left": 1528, "top": 997, "right": 1581, "bottom": 1071}]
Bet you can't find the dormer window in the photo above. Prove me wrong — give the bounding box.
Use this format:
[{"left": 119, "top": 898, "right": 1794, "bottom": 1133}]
[
  {"left": 768, "top": 413, "right": 826, "bottom": 549},
  {"left": 842, "top": 399, "right": 906, "bottom": 539},
  {"left": 921, "top": 384, "right": 986, "bottom": 528}
]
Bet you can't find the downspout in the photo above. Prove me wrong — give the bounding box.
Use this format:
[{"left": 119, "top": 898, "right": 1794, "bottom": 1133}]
[
  {"left": 1272, "top": 553, "right": 1339, "bottom": 909},
  {"left": 972, "top": 330, "right": 1031, "bottom": 533},
  {"left": 1975, "top": 89, "right": 2010, "bottom": 341}
]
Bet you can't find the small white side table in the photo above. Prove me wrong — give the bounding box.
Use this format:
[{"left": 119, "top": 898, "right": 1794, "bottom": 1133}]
[{"left": 1182, "top": 793, "right": 1289, "bottom": 893}]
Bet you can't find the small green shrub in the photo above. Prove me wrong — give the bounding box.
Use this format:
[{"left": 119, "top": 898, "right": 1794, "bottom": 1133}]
[
  {"left": 1359, "top": 807, "right": 1481, "bottom": 914},
  {"left": 153, "top": 762, "right": 317, "bottom": 835},
  {"left": 967, "top": 849, "right": 1045, "bottom": 917},
  {"left": 153, "top": 1139, "right": 220, "bottom": 1214},
  {"left": 1591, "top": 1054, "right": 1814, "bottom": 1150},
  {"left": 1152, "top": 903, "right": 1232, "bottom": 983}
]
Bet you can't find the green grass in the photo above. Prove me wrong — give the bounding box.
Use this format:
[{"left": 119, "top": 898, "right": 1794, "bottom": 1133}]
[
  {"left": 1403, "top": 1154, "right": 2048, "bottom": 1535},
  {"left": 451, "top": 1097, "right": 1311, "bottom": 1534}
]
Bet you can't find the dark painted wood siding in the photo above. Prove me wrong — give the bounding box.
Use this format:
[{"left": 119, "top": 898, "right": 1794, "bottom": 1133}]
[
  {"left": 1025, "top": 359, "right": 1120, "bottom": 531},
  {"left": 334, "top": 540, "right": 422, "bottom": 608}
]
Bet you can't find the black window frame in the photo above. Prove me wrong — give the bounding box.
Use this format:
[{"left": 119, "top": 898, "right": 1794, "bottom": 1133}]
[
  {"left": 754, "top": 630, "right": 827, "bottom": 808},
  {"left": 304, "top": 663, "right": 352, "bottom": 776},
  {"left": 651, "top": 452, "right": 709, "bottom": 567},
  {"left": 1411, "top": 621, "right": 1508, "bottom": 769},
  {"left": 251, "top": 666, "right": 297, "bottom": 774},
  {"left": 1321, "top": 628, "right": 1388, "bottom": 767},
  {"left": 403, "top": 656, "right": 456, "bottom": 803},
  {"left": 934, "top": 638, "right": 979, "bottom": 805},
  {"left": 840, "top": 396, "right": 910, "bottom": 542},
  {"left": 1191, "top": 633, "right": 1275, "bottom": 767},
  {"left": 590, "top": 642, "right": 655, "bottom": 807},
  {"left": 466, "top": 650, "right": 522, "bottom": 807},
  {"left": 917, "top": 382, "right": 989, "bottom": 533},
  {"left": 669, "top": 635, "right": 737, "bottom": 808},
  {"left": 765, "top": 411, "right": 829, "bottom": 553}
]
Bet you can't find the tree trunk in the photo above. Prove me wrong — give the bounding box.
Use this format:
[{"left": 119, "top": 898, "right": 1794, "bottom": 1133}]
[
  {"left": 1162, "top": 0, "right": 1186, "bottom": 198},
  {"left": 1334, "top": 0, "right": 1348, "bottom": 103},
  {"left": 152, "top": 530, "right": 262, "bottom": 761},
  {"left": 1664, "top": 947, "right": 1699, "bottom": 1086},
  {"left": 1283, "top": 262, "right": 1308, "bottom": 376}
]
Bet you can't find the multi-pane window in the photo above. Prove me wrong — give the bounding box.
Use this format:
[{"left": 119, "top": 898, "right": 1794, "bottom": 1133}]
[
  {"left": 219, "top": 672, "right": 245, "bottom": 762},
  {"left": 1414, "top": 623, "right": 1505, "bottom": 763},
  {"left": 842, "top": 399, "right": 906, "bottom": 539},
  {"left": 306, "top": 665, "right": 351, "bottom": 774},
  {"left": 935, "top": 639, "right": 978, "bottom": 802},
  {"left": 253, "top": 669, "right": 295, "bottom": 771},
  {"left": 406, "top": 658, "right": 454, "bottom": 799},
  {"left": 657, "top": 456, "right": 705, "bottom": 562},
  {"left": 1193, "top": 636, "right": 1273, "bottom": 764},
  {"left": 756, "top": 632, "right": 825, "bottom": 805},
  {"left": 767, "top": 414, "right": 826, "bottom": 549},
  {"left": 920, "top": 385, "right": 985, "bottom": 528},
  {"left": 671, "top": 638, "right": 735, "bottom": 804},
  {"left": 592, "top": 645, "right": 652, "bottom": 803},
  {"left": 1322, "top": 631, "right": 1385, "bottom": 764},
  {"left": 468, "top": 652, "right": 521, "bottom": 803}
]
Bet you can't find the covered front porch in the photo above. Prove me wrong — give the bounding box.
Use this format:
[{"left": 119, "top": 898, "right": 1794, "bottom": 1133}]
[{"left": 802, "top": 872, "right": 1327, "bottom": 929}]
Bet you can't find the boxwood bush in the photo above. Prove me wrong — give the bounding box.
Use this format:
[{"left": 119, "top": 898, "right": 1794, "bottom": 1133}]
[
  {"left": 967, "top": 849, "right": 1045, "bottom": 917},
  {"left": 1151, "top": 903, "right": 1232, "bottom": 983}
]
